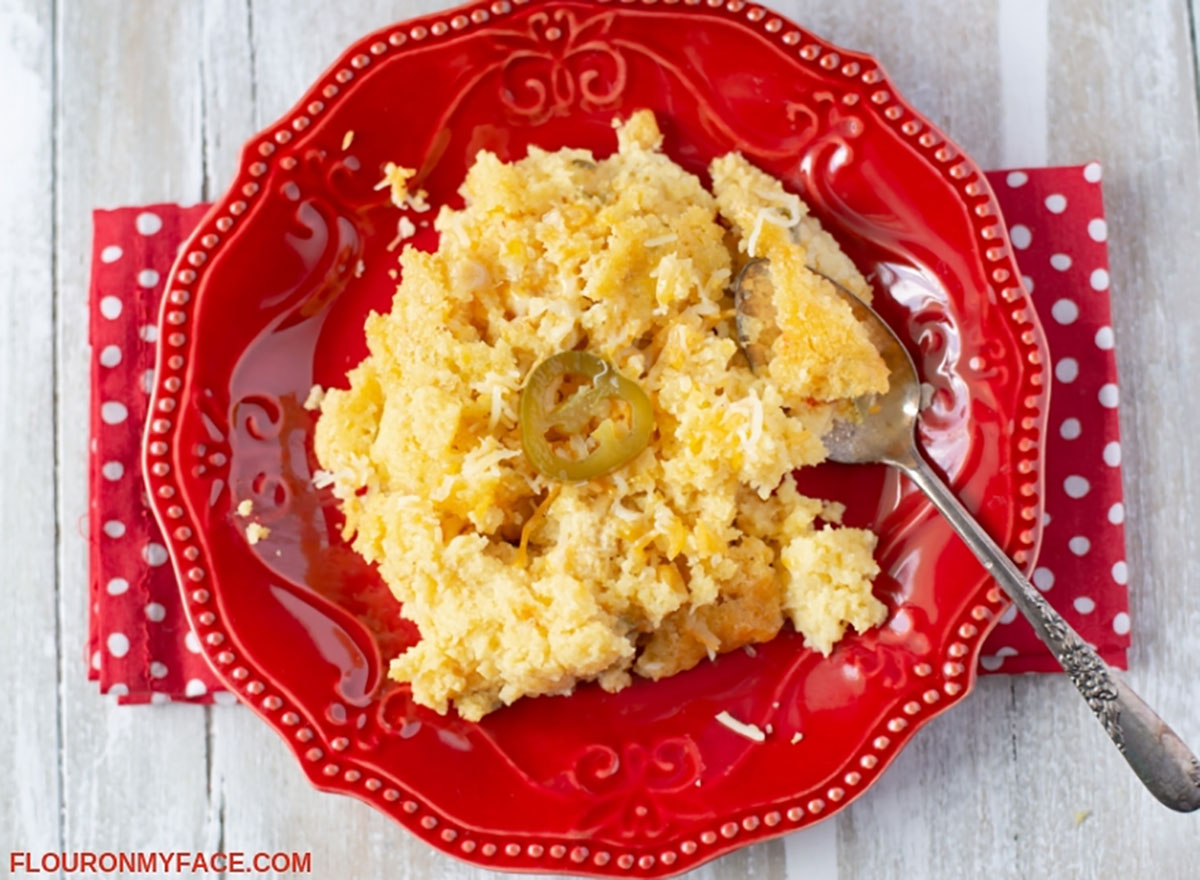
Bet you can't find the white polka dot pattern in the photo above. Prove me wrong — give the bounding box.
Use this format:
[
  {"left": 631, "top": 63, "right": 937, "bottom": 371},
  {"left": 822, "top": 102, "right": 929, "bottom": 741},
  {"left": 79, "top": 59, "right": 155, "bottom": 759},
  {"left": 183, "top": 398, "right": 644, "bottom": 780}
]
[
  {"left": 100, "top": 401, "right": 128, "bottom": 424},
  {"left": 1051, "top": 298, "right": 1078, "bottom": 323},
  {"left": 107, "top": 632, "right": 130, "bottom": 658},
  {"left": 90, "top": 204, "right": 223, "bottom": 703},
  {"left": 99, "top": 345, "right": 122, "bottom": 367},
  {"left": 135, "top": 211, "right": 163, "bottom": 235},
  {"left": 99, "top": 296, "right": 123, "bottom": 319},
  {"left": 142, "top": 542, "right": 168, "bottom": 566},
  {"left": 1054, "top": 358, "right": 1078, "bottom": 383},
  {"left": 982, "top": 162, "right": 1130, "bottom": 673},
  {"left": 1063, "top": 475, "right": 1090, "bottom": 499}
]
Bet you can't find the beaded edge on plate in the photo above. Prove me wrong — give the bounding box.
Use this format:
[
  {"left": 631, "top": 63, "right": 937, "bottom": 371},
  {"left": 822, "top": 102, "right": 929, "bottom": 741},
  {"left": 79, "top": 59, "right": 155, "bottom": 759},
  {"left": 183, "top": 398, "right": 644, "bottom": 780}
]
[{"left": 141, "top": 0, "right": 1047, "bottom": 874}]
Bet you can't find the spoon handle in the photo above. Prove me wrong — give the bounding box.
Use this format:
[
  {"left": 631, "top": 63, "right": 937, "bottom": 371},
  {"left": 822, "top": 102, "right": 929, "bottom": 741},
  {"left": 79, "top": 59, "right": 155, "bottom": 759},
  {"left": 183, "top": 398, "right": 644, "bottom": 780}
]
[{"left": 896, "top": 450, "right": 1200, "bottom": 812}]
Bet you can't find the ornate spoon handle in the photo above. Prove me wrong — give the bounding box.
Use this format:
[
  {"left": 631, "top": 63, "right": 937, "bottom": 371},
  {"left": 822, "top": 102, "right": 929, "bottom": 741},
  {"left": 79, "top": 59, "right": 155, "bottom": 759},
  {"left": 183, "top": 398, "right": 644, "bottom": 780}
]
[{"left": 894, "top": 448, "right": 1200, "bottom": 812}]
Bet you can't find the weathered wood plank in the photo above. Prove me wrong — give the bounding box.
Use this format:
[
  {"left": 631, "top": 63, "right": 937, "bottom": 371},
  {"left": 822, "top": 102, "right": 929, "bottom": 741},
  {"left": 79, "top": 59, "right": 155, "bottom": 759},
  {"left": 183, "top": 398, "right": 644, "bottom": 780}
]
[
  {"left": 1010, "top": 0, "right": 1200, "bottom": 874},
  {"left": 54, "top": 0, "right": 213, "bottom": 857},
  {"left": 0, "top": 0, "right": 63, "bottom": 862}
]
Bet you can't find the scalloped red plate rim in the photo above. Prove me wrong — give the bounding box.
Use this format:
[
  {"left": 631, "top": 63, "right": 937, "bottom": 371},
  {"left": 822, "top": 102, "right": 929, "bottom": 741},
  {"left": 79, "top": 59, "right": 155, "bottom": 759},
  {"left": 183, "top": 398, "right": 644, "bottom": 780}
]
[{"left": 143, "top": 0, "right": 1050, "bottom": 875}]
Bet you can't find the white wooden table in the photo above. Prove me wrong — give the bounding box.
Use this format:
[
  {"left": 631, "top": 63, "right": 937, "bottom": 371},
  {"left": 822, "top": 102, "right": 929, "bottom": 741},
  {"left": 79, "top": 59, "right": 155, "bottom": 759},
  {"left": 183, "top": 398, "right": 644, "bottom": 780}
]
[{"left": 3, "top": 1, "right": 1199, "bottom": 877}]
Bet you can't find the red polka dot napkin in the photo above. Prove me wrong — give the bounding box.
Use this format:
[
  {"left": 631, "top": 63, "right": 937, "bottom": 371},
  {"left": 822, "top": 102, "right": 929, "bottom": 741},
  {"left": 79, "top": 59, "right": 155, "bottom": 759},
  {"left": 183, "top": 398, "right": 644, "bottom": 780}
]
[
  {"left": 88, "top": 204, "right": 230, "bottom": 704},
  {"left": 86, "top": 166, "right": 1129, "bottom": 703},
  {"left": 979, "top": 164, "right": 1131, "bottom": 672}
]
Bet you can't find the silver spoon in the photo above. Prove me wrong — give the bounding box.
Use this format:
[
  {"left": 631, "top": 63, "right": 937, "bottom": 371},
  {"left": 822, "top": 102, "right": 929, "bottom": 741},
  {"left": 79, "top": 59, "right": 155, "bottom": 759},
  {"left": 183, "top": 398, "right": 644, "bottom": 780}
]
[{"left": 734, "top": 257, "right": 1200, "bottom": 812}]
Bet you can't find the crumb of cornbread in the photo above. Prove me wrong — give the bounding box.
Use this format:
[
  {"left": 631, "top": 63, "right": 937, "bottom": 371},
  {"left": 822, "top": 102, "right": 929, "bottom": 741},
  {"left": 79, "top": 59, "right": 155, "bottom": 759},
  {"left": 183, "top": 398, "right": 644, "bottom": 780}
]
[
  {"left": 245, "top": 523, "right": 270, "bottom": 545},
  {"left": 236, "top": 499, "right": 253, "bottom": 517},
  {"left": 314, "top": 110, "right": 888, "bottom": 721},
  {"left": 387, "top": 216, "right": 417, "bottom": 252},
  {"left": 302, "top": 384, "right": 325, "bottom": 411},
  {"left": 374, "top": 162, "right": 415, "bottom": 207}
]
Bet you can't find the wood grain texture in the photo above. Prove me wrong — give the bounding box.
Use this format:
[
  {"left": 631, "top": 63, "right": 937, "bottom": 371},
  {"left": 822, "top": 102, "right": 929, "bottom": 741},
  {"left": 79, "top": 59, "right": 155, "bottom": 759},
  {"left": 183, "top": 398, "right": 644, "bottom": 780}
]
[
  {"left": 53, "top": 0, "right": 214, "bottom": 859},
  {"left": 0, "top": 0, "right": 1194, "bottom": 877},
  {"left": 0, "top": 0, "right": 62, "bottom": 860}
]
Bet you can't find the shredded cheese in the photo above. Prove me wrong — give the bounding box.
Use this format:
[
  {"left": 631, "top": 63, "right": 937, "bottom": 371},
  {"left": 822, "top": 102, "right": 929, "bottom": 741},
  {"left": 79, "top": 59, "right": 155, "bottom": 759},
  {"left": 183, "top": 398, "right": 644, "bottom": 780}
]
[
  {"left": 488, "top": 385, "right": 504, "bottom": 431},
  {"left": 644, "top": 232, "right": 678, "bottom": 248},
  {"left": 461, "top": 445, "right": 521, "bottom": 479},
  {"left": 611, "top": 501, "right": 640, "bottom": 522},
  {"left": 236, "top": 499, "right": 253, "bottom": 517},
  {"left": 516, "top": 487, "right": 562, "bottom": 567},
  {"left": 409, "top": 189, "right": 431, "bottom": 213},
  {"left": 790, "top": 732, "right": 804, "bottom": 745},
  {"left": 374, "top": 162, "right": 416, "bottom": 208},
  {"left": 341, "top": 130, "right": 355, "bottom": 151},
  {"left": 746, "top": 212, "right": 766, "bottom": 259},
  {"left": 706, "top": 266, "right": 732, "bottom": 296},
  {"left": 715, "top": 710, "right": 767, "bottom": 743},
  {"left": 754, "top": 187, "right": 803, "bottom": 226},
  {"left": 312, "top": 469, "right": 337, "bottom": 489},
  {"left": 745, "top": 189, "right": 803, "bottom": 258},
  {"left": 731, "top": 393, "right": 765, "bottom": 452},
  {"left": 245, "top": 523, "right": 270, "bottom": 545}
]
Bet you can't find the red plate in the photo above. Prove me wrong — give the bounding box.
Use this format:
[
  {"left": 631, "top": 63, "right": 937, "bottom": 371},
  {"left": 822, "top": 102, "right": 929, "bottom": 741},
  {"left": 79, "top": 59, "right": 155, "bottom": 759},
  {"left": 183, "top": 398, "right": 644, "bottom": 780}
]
[{"left": 144, "top": 1, "right": 1049, "bottom": 875}]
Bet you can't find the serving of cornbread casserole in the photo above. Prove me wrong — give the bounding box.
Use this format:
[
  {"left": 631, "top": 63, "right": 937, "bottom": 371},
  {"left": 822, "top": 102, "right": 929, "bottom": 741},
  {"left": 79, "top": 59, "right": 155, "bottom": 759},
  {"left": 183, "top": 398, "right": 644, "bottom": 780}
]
[{"left": 314, "top": 110, "right": 890, "bottom": 721}]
